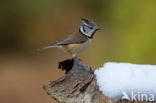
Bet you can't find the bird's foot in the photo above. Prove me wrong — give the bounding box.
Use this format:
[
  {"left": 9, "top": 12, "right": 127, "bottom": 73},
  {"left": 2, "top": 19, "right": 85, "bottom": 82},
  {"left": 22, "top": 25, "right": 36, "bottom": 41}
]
[{"left": 71, "top": 56, "right": 81, "bottom": 62}]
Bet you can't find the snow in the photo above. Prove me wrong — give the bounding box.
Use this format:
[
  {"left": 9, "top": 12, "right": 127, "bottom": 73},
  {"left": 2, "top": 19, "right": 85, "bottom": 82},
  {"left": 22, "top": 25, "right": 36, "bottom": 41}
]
[{"left": 94, "top": 62, "right": 156, "bottom": 101}]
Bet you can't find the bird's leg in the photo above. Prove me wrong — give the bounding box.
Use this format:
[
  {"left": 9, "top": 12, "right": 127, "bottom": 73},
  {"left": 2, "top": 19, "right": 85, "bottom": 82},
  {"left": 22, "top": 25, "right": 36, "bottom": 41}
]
[
  {"left": 71, "top": 54, "right": 81, "bottom": 62},
  {"left": 72, "top": 54, "right": 76, "bottom": 58}
]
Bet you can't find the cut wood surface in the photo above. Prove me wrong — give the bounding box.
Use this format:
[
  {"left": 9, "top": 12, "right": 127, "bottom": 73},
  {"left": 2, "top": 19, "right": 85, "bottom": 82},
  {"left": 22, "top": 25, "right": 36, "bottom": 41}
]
[{"left": 43, "top": 57, "right": 156, "bottom": 103}]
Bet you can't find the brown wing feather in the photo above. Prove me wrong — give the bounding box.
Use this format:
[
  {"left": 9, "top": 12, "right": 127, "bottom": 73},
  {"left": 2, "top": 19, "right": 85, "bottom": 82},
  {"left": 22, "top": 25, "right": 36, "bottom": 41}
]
[{"left": 55, "top": 31, "right": 89, "bottom": 45}]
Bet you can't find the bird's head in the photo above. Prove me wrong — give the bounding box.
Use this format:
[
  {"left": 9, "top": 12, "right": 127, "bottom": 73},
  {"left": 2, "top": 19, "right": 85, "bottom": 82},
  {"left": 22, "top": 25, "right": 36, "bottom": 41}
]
[{"left": 79, "top": 18, "right": 100, "bottom": 38}]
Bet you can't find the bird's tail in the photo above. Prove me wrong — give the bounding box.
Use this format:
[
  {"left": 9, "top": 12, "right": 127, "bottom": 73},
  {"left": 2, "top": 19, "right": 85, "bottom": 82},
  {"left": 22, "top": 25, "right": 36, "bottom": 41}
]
[{"left": 37, "top": 45, "right": 59, "bottom": 51}]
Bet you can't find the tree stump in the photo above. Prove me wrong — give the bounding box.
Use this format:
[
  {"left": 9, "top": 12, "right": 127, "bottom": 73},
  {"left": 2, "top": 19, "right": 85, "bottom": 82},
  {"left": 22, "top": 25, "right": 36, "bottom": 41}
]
[{"left": 43, "top": 57, "right": 156, "bottom": 103}]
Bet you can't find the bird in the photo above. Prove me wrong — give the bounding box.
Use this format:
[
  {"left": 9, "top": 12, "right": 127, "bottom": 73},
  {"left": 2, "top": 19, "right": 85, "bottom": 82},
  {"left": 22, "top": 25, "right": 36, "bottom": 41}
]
[{"left": 38, "top": 18, "right": 100, "bottom": 57}]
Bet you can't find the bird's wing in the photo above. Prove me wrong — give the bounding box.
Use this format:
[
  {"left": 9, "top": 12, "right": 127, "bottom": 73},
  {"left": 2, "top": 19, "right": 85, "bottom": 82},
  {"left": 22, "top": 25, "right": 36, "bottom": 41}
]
[
  {"left": 55, "top": 32, "right": 88, "bottom": 45},
  {"left": 37, "top": 32, "right": 88, "bottom": 51}
]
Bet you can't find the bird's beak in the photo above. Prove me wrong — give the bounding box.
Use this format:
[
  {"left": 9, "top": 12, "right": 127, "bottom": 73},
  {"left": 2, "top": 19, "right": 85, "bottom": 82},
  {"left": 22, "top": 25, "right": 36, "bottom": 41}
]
[{"left": 96, "top": 27, "right": 101, "bottom": 30}]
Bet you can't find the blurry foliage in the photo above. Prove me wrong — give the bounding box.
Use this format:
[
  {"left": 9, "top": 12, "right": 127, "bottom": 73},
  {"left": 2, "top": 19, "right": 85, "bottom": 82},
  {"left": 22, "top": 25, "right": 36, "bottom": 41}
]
[{"left": 0, "top": 0, "right": 156, "bottom": 66}]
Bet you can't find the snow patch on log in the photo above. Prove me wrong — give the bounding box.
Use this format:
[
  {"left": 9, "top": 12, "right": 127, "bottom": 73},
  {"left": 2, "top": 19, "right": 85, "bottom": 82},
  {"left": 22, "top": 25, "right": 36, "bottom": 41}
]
[{"left": 95, "top": 62, "right": 156, "bottom": 101}]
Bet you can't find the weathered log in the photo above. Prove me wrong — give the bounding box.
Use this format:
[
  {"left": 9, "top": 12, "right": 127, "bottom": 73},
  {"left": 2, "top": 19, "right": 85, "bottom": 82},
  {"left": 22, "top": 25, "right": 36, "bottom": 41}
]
[{"left": 43, "top": 57, "right": 156, "bottom": 103}]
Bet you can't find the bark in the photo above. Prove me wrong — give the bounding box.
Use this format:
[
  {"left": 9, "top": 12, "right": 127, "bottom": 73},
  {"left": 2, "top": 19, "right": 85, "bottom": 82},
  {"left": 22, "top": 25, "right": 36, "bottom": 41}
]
[{"left": 43, "top": 57, "right": 155, "bottom": 103}]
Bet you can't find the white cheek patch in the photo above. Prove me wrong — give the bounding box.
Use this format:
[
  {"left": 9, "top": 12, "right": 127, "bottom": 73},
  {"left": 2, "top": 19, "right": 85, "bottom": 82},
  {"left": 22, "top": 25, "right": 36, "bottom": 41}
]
[{"left": 80, "top": 26, "right": 93, "bottom": 38}]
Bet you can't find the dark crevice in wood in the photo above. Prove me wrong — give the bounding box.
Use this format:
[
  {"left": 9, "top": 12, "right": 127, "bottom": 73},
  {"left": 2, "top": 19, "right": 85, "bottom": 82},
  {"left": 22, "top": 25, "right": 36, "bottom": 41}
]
[
  {"left": 80, "top": 75, "right": 94, "bottom": 93},
  {"left": 58, "top": 58, "right": 74, "bottom": 73}
]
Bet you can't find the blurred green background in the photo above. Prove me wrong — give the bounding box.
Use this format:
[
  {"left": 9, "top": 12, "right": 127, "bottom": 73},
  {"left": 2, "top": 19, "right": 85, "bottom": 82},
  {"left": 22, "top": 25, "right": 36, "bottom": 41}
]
[{"left": 1, "top": 0, "right": 156, "bottom": 103}]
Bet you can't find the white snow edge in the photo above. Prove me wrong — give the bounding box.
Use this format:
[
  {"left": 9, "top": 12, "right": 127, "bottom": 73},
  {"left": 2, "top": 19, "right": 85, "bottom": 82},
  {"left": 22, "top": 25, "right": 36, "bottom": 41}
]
[{"left": 94, "top": 62, "right": 156, "bottom": 101}]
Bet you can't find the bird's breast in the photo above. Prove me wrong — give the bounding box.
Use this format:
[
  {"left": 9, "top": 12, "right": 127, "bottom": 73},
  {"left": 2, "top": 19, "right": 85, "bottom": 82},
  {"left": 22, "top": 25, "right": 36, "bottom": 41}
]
[{"left": 63, "top": 39, "right": 92, "bottom": 53}]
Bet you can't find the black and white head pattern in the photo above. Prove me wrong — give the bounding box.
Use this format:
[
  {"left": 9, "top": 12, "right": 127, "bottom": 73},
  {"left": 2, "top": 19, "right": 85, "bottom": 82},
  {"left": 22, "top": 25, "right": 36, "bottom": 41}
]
[{"left": 79, "top": 18, "right": 100, "bottom": 38}]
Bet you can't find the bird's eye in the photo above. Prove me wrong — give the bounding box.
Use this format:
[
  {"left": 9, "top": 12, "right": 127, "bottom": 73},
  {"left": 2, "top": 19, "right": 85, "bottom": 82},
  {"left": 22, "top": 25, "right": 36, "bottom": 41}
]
[{"left": 89, "top": 27, "right": 93, "bottom": 29}]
